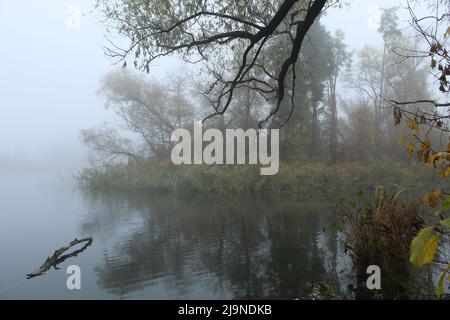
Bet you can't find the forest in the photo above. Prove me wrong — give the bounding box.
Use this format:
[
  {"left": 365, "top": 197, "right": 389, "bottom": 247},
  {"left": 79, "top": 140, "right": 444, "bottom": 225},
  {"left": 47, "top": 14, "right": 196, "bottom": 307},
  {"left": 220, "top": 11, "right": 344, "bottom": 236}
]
[{"left": 74, "top": 0, "right": 449, "bottom": 299}]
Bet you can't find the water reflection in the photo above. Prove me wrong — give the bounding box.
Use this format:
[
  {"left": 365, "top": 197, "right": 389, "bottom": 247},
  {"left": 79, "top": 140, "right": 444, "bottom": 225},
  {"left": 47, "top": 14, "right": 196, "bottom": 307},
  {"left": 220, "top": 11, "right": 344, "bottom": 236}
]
[{"left": 80, "top": 190, "right": 348, "bottom": 299}]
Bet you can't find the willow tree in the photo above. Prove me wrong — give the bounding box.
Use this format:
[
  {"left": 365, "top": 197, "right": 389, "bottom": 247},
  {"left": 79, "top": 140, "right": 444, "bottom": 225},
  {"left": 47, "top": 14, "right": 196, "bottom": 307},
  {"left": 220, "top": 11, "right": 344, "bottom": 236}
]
[
  {"left": 82, "top": 70, "right": 196, "bottom": 163},
  {"left": 95, "top": 0, "right": 346, "bottom": 126}
]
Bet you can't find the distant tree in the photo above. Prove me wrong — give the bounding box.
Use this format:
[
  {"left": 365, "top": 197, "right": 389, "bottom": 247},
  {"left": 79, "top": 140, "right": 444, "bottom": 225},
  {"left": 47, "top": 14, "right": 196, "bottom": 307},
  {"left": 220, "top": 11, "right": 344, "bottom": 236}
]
[
  {"left": 95, "top": 0, "right": 350, "bottom": 125},
  {"left": 391, "top": 1, "right": 450, "bottom": 131},
  {"left": 340, "top": 99, "right": 376, "bottom": 162},
  {"left": 326, "top": 29, "right": 351, "bottom": 162},
  {"left": 82, "top": 70, "right": 196, "bottom": 162},
  {"left": 226, "top": 88, "right": 265, "bottom": 129},
  {"left": 170, "top": 74, "right": 197, "bottom": 128},
  {"left": 390, "top": 0, "right": 449, "bottom": 169},
  {"left": 374, "top": 7, "right": 402, "bottom": 151},
  {"left": 80, "top": 125, "right": 140, "bottom": 164},
  {"left": 262, "top": 21, "right": 337, "bottom": 160},
  {"left": 386, "top": 0, "right": 450, "bottom": 299},
  {"left": 347, "top": 23, "right": 430, "bottom": 158}
]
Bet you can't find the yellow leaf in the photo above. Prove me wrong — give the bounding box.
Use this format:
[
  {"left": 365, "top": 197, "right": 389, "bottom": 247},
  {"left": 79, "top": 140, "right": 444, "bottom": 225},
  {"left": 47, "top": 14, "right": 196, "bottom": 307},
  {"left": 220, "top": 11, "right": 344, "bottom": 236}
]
[
  {"left": 410, "top": 226, "right": 441, "bottom": 267},
  {"left": 421, "top": 140, "right": 431, "bottom": 151},
  {"left": 443, "top": 166, "right": 450, "bottom": 177},
  {"left": 445, "top": 26, "right": 450, "bottom": 38},
  {"left": 436, "top": 265, "right": 450, "bottom": 298},
  {"left": 437, "top": 270, "right": 447, "bottom": 298},
  {"left": 397, "top": 135, "right": 406, "bottom": 146},
  {"left": 428, "top": 152, "right": 450, "bottom": 167},
  {"left": 417, "top": 141, "right": 431, "bottom": 162},
  {"left": 407, "top": 119, "right": 419, "bottom": 135},
  {"left": 417, "top": 149, "right": 424, "bottom": 161},
  {"left": 428, "top": 152, "right": 438, "bottom": 166},
  {"left": 407, "top": 141, "right": 416, "bottom": 157},
  {"left": 421, "top": 189, "right": 442, "bottom": 208}
]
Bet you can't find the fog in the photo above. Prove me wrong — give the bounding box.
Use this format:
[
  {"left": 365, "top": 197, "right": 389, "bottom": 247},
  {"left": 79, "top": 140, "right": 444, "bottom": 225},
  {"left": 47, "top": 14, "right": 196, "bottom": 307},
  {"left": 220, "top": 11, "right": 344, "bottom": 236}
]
[
  {"left": 0, "top": 0, "right": 448, "bottom": 301},
  {"left": 0, "top": 0, "right": 427, "bottom": 177},
  {"left": 0, "top": 1, "right": 183, "bottom": 176}
]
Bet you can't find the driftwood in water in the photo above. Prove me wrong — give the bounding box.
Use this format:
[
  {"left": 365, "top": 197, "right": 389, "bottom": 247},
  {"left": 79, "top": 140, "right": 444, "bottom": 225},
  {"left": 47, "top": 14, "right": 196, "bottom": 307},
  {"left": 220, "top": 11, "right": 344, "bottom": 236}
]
[{"left": 26, "top": 237, "right": 93, "bottom": 279}]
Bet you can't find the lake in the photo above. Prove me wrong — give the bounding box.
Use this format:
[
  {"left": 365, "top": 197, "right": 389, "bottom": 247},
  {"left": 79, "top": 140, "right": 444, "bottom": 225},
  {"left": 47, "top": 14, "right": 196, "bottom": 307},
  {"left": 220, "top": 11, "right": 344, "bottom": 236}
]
[{"left": 0, "top": 173, "right": 352, "bottom": 299}]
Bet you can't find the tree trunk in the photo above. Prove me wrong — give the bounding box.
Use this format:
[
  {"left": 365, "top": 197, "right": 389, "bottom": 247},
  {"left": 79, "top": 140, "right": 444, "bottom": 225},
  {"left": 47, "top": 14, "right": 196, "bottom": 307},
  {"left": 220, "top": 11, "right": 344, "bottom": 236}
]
[
  {"left": 311, "top": 103, "right": 320, "bottom": 157},
  {"left": 329, "top": 79, "right": 338, "bottom": 162},
  {"left": 375, "top": 43, "right": 387, "bottom": 153}
]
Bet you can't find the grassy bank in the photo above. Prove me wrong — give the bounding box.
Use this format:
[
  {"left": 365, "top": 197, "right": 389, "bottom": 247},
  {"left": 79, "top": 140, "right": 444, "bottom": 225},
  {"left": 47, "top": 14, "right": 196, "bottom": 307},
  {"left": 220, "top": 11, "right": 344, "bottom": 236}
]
[{"left": 77, "top": 160, "right": 447, "bottom": 198}]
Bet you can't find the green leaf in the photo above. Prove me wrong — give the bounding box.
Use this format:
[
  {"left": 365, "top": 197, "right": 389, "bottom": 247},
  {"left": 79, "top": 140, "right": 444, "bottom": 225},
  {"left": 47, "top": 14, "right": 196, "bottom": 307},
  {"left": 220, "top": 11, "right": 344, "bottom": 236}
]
[
  {"left": 441, "top": 195, "right": 450, "bottom": 210},
  {"left": 440, "top": 218, "right": 450, "bottom": 229},
  {"left": 410, "top": 226, "right": 441, "bottom": 267}
]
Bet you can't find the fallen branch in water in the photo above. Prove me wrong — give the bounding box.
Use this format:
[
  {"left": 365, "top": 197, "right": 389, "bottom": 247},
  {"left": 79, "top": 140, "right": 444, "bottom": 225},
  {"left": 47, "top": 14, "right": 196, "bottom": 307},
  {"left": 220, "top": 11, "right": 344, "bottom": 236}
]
[{"left": 26, "top": 237, "right": 93, "bottom": 279}]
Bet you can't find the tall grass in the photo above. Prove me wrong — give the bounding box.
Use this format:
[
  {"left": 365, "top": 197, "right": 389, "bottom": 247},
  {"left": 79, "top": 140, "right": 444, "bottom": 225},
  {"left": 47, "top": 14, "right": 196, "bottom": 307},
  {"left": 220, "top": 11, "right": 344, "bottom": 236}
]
[
  {"left": 77, "top": 160, "right": 443, "bottom": 198},
  {"left": 339, "top": 186, "right": 423, "bottom": 299}
]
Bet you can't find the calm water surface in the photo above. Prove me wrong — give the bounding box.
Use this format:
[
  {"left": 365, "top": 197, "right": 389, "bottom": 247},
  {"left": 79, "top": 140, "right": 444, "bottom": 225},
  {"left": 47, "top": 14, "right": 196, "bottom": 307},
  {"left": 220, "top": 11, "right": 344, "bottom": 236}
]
[{"left": 0, "top": 173, "right": 351, "bottom": 299}]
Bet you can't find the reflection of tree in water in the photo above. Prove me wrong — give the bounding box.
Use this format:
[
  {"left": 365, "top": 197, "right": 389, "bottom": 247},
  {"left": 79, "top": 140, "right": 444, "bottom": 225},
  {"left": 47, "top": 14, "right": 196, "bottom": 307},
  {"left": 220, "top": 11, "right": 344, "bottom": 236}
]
[
  {"left": 80, "top": 190, "right": 340, "bottom": 298},
  {"left": 264, "top": 210, "right": 325, "bottom": 298}
]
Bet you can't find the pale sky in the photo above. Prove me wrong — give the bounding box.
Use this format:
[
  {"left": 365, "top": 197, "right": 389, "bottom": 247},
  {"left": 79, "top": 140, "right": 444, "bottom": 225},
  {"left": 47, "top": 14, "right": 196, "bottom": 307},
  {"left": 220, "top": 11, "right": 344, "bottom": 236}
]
[
  {"left": 0, "top": 0, "right": 431, "bottom": 176},
  {"left": 324, "top": 0, "right": 406, "bottom": 48}
]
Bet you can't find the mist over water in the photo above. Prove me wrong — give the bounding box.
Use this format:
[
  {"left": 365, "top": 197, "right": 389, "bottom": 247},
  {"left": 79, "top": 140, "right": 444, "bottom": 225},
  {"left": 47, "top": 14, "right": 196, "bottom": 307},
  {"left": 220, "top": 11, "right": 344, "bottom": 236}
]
[
  {"left": 0, "top": 0, "right": 447, "bottom": 301},
  {"left": 0, "top": 179, "right": 347, "bottom": 299}
]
